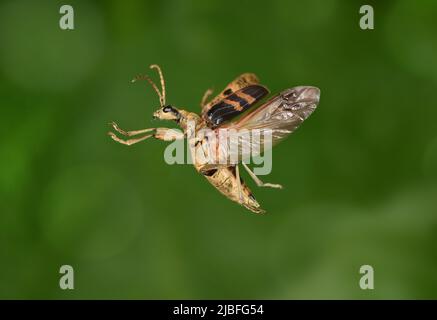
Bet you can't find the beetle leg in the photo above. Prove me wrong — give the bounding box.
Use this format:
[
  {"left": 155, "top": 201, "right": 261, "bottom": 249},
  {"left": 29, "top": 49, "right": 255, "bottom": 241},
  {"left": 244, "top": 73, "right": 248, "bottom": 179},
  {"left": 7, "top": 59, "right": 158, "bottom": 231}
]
[
  {"left": 107, "top": 131, "right": 153, "bottom": 146},
  {"left": 108, "top": 121, "right": 155, "bottom": 137},
  {"left": 242, "top": 162, "right": 283, "bottom": 189},
  {"left": 200, "top": 88, "right": 214, "bottom": 108},
  {"left": 154, "top": 128, "right": 185, "bottom": 141},
  {"left": 235, "top": 165, "right": 244, "bottom": 203},
  {"left": 108, "top": 127, "right": 184, "bottom": 146}
]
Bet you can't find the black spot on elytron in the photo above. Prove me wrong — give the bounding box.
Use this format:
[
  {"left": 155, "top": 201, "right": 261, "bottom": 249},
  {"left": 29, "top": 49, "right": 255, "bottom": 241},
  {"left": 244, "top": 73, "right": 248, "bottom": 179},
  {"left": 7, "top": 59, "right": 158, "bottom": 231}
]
[
  {"left": 242, "top": 85, "right": 268, "bottom": 98},
  {"left": 226, "top": 94, "right": 247, "bottom": 107},
  {"left": 224, "top": 88, "right": 233, "bottom": 95},
  {"left": 202, "top": 169, "right": 217, "bottom": 176}
]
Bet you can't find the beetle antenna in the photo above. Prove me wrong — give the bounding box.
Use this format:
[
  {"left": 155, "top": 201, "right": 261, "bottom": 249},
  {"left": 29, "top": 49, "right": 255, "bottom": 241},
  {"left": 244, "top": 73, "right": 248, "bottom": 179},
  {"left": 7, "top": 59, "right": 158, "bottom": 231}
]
[
  {"left": 149, "top": 64, "right": 166, "bottom": 106},
  {"left": 132, "top": 73, "right": 164, "bottom": 106}
]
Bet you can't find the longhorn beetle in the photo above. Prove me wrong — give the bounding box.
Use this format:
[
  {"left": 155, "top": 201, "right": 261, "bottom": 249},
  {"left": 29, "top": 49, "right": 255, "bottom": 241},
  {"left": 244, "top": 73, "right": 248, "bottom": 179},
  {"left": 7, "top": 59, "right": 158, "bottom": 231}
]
[{"left": 108, "top": 64, "right": 320, "bottom": 213}]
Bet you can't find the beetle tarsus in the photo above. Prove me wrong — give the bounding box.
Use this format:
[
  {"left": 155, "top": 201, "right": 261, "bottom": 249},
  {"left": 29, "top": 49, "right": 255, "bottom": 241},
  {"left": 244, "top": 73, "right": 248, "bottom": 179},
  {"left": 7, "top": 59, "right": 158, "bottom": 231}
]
[
  {"left": 242, "top": 162, "right": 283, "bottom": 189},
  {"left": 109, "top": 122, "right": 155, "bottom": 137},
  {"left": 108, "top": 131, "right": 153, "bottom": 146}
]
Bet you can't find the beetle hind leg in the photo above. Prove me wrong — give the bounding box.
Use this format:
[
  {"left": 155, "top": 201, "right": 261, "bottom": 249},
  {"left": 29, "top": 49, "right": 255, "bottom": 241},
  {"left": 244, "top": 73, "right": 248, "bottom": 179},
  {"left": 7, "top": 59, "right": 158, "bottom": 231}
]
[
  {"left": 235, "top": 165, "right": 265, "bottom": 213},
  {"left": 242, "top": 162, "right": 283, "bottom": 189},
  {"left": 235, "top": 165, "right": 244, "bottom": 203}
]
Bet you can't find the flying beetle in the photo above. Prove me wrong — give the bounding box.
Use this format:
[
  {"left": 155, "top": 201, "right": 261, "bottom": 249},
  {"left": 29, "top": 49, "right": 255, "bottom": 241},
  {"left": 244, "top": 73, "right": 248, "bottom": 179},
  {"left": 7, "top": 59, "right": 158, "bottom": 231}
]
[{"left": 108, "top": 64, "right": 320, "bottom": 214}]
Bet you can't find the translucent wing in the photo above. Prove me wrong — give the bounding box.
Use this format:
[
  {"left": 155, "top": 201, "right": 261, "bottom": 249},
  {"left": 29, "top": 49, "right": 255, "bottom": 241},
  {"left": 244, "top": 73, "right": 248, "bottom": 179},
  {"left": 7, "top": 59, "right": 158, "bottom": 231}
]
[
  {"left": 216, "top": 86, "right": 320, "bottom": 163},
  {"left": 201, "top": 73, "right": 261, "bottom": 116},
  {"left": 204, "top": 84, "right": 269, "bottom": 128}
]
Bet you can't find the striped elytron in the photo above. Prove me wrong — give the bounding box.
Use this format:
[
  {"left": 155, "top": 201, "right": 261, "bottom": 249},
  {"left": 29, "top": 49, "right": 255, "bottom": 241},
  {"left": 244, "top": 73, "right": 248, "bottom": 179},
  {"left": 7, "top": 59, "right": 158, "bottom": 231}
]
[{"left": 108, "top": 64, "right": 320, "bottom": 213}]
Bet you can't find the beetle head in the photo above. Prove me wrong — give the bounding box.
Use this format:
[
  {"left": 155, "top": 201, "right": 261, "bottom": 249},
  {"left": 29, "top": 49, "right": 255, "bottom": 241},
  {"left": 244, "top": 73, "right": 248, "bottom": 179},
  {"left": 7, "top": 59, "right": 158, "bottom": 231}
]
[{"left": 153, "top": 105, "right": 181, "bottom": 121}]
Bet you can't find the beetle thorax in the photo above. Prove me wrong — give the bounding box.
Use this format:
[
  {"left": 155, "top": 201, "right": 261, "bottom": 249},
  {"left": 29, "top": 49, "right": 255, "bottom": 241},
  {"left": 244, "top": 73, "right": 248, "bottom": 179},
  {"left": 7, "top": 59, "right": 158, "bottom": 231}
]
[{"left": 178, "top": 110, "right": 202, "bottom": 133}]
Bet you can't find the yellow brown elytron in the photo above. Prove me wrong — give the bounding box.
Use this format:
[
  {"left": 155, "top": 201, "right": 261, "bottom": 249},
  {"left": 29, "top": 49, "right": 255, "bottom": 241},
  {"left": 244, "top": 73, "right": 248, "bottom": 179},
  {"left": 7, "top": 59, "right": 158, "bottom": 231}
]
[{"left": 108, "top": 64, "right": 320, "bottom": 214}]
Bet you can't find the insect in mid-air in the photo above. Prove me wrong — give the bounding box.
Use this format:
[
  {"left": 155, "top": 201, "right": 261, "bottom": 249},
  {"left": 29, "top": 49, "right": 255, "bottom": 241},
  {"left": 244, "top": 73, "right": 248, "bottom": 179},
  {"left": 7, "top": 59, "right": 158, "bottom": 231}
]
[{"left": 108, "top": 64, "right": 320, "bottom": 213}]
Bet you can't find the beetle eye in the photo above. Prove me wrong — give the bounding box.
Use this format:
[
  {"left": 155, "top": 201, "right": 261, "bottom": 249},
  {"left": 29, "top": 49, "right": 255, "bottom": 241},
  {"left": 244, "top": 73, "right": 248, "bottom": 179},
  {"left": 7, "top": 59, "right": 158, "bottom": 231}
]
[{"left": 163, "top": 105, "right": 173, "bottom": 113}]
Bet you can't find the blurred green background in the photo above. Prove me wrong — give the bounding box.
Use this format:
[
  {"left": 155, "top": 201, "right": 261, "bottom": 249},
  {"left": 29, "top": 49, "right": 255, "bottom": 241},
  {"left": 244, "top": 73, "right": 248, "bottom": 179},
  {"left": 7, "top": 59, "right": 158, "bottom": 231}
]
[{"left": 1, "top": 0, "right": 437, "bottom": 299}]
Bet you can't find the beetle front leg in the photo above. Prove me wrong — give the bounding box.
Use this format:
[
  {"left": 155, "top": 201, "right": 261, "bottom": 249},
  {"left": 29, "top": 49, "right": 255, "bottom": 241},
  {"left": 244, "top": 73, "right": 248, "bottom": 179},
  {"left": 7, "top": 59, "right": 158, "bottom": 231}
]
[
  {"left": 109, "top": 121, "right": 155, "bottom": 137},
  {"left": 108, "top": 126, "right": 184, "bottom": 146},
  {"left": 154, "top": 128, "right": 185, "bottom": 141},
  {"left": 108, "top": 131, "right": 154, "bottom": 146}
]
